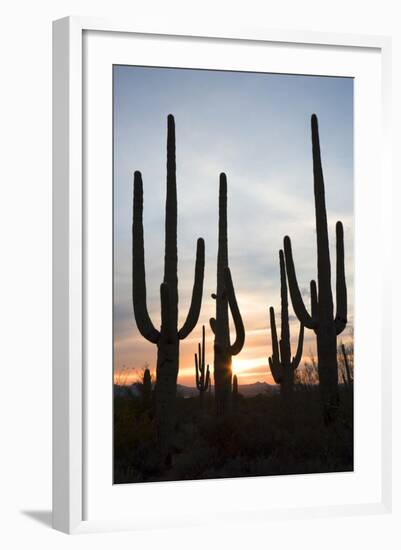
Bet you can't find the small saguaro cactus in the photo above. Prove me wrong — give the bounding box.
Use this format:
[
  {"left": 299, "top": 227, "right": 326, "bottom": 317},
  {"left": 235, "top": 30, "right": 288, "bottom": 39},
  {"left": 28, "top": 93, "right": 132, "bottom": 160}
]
[
  {"left": 210, "top": 174, "right": 245, "bottom": 415},
  {"left": 232, "top": 374, "right": 238, "bottom": 395},
  {"left": 268, "top": 250, "right": 304, "bottom": 399},
  {"left": 132, "top": 114, "right": 205, "bottom": 458},
  {"left": 232, "top": 374, "right": 239, "bottom": 411},
  {"left": 194, "top": 325, "right": 210, "bottom": 408},
  {"left": 284, "top": 114, "right": 347, "bottom": 424},
  {"left": 341, "top": 343, "right": 353, "bottom": 386},
  {"left": 142, "top": 367, "right": 152, "bottom": 409}
]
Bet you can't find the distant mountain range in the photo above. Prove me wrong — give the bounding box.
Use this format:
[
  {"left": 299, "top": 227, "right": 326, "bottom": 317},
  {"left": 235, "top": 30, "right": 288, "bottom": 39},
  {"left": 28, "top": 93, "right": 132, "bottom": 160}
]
[
  {"left": 177, "top": 382, "right": 278, "bottom": 398},
  {"left": 114, "top": 381, "right": 278, "bottom": 399},
  {"left": 231, "top": 381, "right": 279, "bottom": 398}
]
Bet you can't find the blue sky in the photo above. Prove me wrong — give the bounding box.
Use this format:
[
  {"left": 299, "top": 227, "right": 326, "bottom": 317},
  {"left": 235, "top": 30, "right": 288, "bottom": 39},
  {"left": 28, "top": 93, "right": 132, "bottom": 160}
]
[{"left": 113, "top": 65, "right": 353, "bottom": 385}]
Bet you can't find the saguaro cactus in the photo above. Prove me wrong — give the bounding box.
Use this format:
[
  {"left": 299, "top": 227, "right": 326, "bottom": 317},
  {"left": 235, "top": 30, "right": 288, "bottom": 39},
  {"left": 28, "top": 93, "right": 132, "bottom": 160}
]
[
  {"left": 210, "top": 174, "right": 245, "bottom": 415},
  {"left": 194, "top": 325, "right": 210, "bottom": 408},
  {"left": 232, "top": 374, "right": 239, "bottom": 411},
  {"left": 268, "top": 250, "right": 304, "bottom": 399},
  {"left": 233, "top": 374, "right": 238, "bottom": 395},
  {"left": 132, "top": 114, "right": 205, "bottom": 458},
  {"left": 284, "top": 114, "right": 347, "bottom": 424},
  {"left": 142, "top": 368, "right": 152, "bottom": 409},
  {"left": 341, "top": 343, "right": 353, "bottom": 386}
]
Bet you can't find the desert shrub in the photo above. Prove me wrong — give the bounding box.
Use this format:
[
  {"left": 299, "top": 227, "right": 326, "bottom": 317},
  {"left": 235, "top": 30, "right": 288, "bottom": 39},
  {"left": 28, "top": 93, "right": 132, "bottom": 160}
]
[{"left": 114, "top": 385, "right": 353, "bottom": 483}]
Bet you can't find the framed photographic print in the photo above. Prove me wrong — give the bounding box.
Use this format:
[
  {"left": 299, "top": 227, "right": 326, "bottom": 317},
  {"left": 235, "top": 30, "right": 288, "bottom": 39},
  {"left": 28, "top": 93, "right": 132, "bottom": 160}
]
[{"left": 52, "top": 17, "right": 392, "bottom": 534}]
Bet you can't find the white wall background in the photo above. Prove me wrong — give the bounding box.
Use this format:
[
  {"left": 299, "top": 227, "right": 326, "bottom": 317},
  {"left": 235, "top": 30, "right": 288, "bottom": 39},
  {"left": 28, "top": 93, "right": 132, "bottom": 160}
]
[{"left": 0, "top": 1, "right": 399, "bottom": 547}]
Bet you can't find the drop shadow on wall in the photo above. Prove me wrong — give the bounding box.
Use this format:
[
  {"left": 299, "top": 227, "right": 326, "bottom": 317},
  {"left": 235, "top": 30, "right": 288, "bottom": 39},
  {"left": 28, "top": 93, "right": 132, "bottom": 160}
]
[{"left": 21, "top": 510, "right": 52, "bottom": 528}]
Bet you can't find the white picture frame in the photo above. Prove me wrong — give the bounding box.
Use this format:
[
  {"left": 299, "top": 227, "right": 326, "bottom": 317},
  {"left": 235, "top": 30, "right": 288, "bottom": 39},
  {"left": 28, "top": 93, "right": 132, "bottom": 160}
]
[{"left": 52, "top": 16, "right": 392, "bottom": 534}]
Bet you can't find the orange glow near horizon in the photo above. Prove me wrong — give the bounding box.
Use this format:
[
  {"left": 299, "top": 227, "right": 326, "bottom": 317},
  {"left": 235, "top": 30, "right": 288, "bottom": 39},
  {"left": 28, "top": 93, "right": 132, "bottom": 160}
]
[
  {"left": 113, "top": 330, "right": 354, "bottom": 389},
  {"left": 113, "top": 356, "right": 275, "bottom": 388}
]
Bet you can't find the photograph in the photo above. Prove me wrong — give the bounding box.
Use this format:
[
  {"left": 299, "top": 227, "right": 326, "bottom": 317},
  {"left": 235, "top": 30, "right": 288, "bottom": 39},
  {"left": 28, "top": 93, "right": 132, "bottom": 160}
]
[{"left": 112, "top": 65, "right": 354, "bottom": 484}]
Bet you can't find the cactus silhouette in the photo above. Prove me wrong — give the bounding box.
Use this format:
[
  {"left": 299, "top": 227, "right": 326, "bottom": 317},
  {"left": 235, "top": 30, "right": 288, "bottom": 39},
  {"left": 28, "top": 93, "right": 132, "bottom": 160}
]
[
  {"left": 210, "top": 174, "right": 245, "bottom": 415},
  {"left": 132, "top": 114, "right": 205, "bottom": 458},
  {"left": 284, "top": 114, "right": 347, "bottom": 424},
  {"left": 341, "top": 343, "right": 353, "bottom": 386},
  {"left": 142, "top": 368, "right": 152, "bottom": 409},
  {"left": 268, "top": 250, "right": 304, "bottom": 398},
  {"left": 232, "top": 373, "right": 239, "bottom": 411},
  {"left": 194, "top": 325, "right": 210, "bottom": 408},
  {"left": 232, "top": 374, "right": 238, "bottom": 395}
]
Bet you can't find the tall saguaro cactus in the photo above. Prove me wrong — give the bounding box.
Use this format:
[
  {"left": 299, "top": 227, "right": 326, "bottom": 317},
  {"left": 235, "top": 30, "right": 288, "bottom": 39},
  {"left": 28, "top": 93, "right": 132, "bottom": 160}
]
[
  {"left": 268, "top": 250, "right": 304, "bottom": 398},
  {"left": 284, "top": 114, "right": 347, "bottom": 424},
  {"left": 194, "top": 325, "right": 210, "bottom": 408},
  {"left": 210, "top": 174, "right": 245, "bottom": 415},
  {"left": 132, "top": 114, "right": 205, "bottom": 458}
]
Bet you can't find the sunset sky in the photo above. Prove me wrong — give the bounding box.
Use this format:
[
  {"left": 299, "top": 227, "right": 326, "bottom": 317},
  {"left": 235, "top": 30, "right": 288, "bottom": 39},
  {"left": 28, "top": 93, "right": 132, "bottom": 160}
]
[{"left": 113, "top": 66, "right": 354, "bottom": 387}]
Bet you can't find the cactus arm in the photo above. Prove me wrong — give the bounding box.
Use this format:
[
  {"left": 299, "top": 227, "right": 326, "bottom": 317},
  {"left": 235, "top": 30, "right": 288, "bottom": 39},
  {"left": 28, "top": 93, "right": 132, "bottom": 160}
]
[
  {"left": 132, "top": 171, "right": 160, "bottom": 344},
  {"left": 279, "top": 339, "right": 286, "bottom": 364},
  {"left": 268, "top": 355, "right": 282, "bottom": 384},
  {"left": 269, "top": 307, "right": 280, "bottom": 362},
  {"left": 268, "top": 307, "right": 282, "bottom": 383},
  {"left": 268, "top": 358, "right": 282, "bottom": 384},
  {"left": 178, "top": 238, "right": 205, "bottom": 339},
  {"left": 279, "top": 250, "right": 290, "bottom": 343},
  {"left": 310, "top": 280, "right": 318, "bottom": 322},
  {"left": 291, "top": 323, "right": 304, "bottom": 369},
  {"left": 224, "top": 268, "right": 245, "bottom": 356},
  {"left": 283, "top": 236, "right": 316, "bottom": 329},
  {"left": 209, "top": 317, "right": 216, "bottom": 334},
  {"left": 334, "top": 221, "right": 347, "bottom": 335}
]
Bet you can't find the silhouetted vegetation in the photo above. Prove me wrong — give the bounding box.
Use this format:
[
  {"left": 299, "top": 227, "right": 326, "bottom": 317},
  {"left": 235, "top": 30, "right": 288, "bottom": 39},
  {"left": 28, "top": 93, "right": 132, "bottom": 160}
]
[
  {"left": 210, "top": 174, "right": 245, "bottom": 415},
  {"left": 132, "top": 115, "right": 205, "bottom": 460},
  {"left": 141, "top": 368, "right": 153, "bottom": 410},
  {"left": 114, "top": 384, "right": 353, "bottom": 483},
  {"left": 194, "top": 325, "right": 210, "bottom": 409},
  {"left": 123, "top": 113, "right": 353, "bottom": 482},
  {"left": 339, "top": 343, "right": 353, "bottom": 387},
  {"left": 284, "top": 115, "right": 347, "bottom": 424},
  {"left": 268, "top": 250, "right": 304, "bottom": 400}
]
